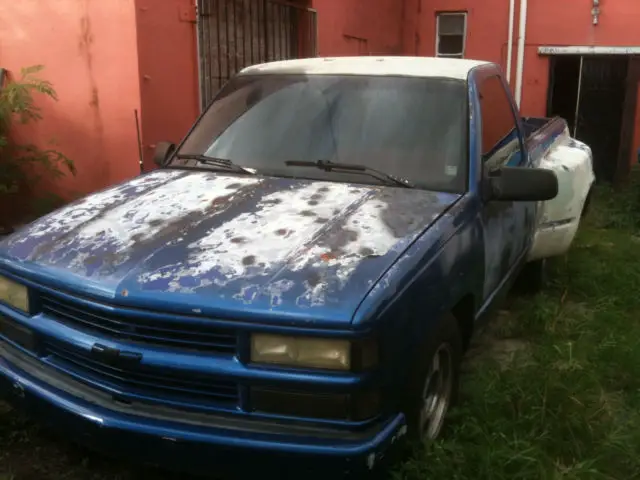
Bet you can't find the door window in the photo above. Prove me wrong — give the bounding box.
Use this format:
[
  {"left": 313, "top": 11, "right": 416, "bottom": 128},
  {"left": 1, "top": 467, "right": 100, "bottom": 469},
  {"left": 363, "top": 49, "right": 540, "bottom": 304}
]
[{"left": 478, "top": 76, "right": 523, "bottom": 169}]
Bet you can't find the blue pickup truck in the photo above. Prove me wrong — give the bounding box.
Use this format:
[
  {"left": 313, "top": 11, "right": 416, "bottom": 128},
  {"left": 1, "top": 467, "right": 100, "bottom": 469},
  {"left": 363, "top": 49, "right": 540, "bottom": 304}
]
[{"left": 0, "top": 57, "right": 566, "bottom": 476}]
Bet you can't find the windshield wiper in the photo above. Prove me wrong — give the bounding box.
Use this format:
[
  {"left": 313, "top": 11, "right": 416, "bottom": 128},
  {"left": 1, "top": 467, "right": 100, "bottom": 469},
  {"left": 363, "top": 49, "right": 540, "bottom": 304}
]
[
  {"left": 175, "top": 154, "right": 256, "bottom": 175},
  {"left": 285, "top": 160, "right": 414, "bottom": 188}
]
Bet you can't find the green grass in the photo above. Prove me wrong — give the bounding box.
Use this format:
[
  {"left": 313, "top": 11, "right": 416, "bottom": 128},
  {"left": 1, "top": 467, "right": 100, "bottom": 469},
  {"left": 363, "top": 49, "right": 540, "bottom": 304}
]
[
  {"left": 395, "top": 176, "right": 640, "bottom": 480},
  {"left": 2, "top": 176, "right": 640, "bottom": 479}
]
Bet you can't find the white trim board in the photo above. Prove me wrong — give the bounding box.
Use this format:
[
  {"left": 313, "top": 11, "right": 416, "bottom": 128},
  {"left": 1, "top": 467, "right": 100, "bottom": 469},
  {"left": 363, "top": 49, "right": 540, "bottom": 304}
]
[{"left": 539, "top": 46, "right": 640, "bottom": 55}]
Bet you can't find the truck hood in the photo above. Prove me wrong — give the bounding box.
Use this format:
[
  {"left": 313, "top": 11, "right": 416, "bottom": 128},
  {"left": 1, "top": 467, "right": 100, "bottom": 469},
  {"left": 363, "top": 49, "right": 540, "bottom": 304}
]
[{"left": 0, "top": 170, "right": 459, "bottom": 324}]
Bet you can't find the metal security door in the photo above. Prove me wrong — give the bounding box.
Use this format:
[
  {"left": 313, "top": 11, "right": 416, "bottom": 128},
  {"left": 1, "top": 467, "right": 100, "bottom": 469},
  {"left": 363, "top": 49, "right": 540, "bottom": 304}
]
[
  {"left": 615, "top": 56, "right": 640, "bottom": 185},
  {"left": 197, "top": 0, "right": 317, "bottom": 109},
  {"left": 574, "top": 56, "right": 628, "bottom": 183}
]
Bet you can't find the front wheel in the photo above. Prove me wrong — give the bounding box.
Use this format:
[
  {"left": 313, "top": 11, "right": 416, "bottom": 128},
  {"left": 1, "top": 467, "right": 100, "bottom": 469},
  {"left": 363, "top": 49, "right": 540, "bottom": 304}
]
[{"left": 405, "top": 314, "right": 462, "bottom": 441}]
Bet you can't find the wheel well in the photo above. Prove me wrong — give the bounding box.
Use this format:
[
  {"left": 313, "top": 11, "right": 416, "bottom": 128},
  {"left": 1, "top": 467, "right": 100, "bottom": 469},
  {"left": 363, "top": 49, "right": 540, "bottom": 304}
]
[{"left": 451, "top": 294, "right": 475, "bottom": 351}]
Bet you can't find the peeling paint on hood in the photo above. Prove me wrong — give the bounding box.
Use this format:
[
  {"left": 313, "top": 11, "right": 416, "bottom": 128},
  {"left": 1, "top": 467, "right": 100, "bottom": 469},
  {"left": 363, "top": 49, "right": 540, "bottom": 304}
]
[{"left": 0, "top": 170, "right": 459, "bottom": 321}]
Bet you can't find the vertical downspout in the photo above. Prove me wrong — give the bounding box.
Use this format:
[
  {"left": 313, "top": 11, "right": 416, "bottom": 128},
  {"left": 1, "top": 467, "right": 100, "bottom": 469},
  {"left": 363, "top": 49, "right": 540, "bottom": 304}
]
[
  {"left": 514, "top": 0, "right": 528, "bottom": 108},
  {"left": 194, "top": 0, "right": 204, "bottom": 112},
  {"left": 506, "top": 0, "right": 515, "bottom": 84},
  {"left": 572, "top": 56, "right": 584, "bottom": 138}
]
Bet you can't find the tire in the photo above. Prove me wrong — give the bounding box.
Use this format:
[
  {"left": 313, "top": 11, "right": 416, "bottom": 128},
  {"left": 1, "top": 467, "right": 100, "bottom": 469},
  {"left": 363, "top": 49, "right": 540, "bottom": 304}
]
[
  {"left": 404, "top": 313, "right": 462, "bottom": 442},
  {"left": 515, "top": 258, "right": 547, "bottom": 294}
]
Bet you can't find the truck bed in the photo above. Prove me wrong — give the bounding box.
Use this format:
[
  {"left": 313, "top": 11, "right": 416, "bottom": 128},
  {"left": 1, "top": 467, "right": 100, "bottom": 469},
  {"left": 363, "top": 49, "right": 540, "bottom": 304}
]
[
  {"left": 521, "top": 116, "right": 551, "bottom": 138},
  {"left": 524, "top": 116, "right": 595, "bottom": 262},
  {"left": 522, "top": 116, "right": 569, "bottom": 160}
]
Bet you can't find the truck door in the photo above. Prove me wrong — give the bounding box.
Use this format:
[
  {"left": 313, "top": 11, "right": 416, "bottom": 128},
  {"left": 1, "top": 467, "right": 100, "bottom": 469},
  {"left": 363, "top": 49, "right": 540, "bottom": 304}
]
[{"left": 477, "top": 74, "right": 532, "bottom": 300}]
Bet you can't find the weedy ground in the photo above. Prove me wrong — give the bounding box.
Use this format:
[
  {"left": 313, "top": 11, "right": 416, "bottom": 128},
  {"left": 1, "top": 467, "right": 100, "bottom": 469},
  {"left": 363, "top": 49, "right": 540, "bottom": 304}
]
[
  {"left": 2, "top": 176, "right": 640, "bottom": 480},
  {"left": 396, "top": 174, "right": 640, "bottom": 480}
]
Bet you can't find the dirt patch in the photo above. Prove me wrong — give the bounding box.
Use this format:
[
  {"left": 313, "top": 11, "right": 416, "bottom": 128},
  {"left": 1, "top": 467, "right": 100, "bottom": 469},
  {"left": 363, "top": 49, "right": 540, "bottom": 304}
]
[
  {"left": 0, "top": 400, "right": 12, "bottom": 415},
  {"left": 0, "top": 405, "right": 182, "bottom": 480},
  {"left": 462, "top": 310, "right": 532, "bottom": 372}
]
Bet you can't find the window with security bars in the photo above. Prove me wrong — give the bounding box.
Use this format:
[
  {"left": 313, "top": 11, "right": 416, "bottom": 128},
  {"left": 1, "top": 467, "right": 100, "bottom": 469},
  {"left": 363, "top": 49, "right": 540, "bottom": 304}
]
[{"left": 436, "top": 13, "right": 467, "bottom": 59}]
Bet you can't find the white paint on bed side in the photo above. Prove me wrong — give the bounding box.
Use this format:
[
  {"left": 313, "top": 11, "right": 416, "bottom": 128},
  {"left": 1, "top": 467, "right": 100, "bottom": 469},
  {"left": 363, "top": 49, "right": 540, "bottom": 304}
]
[{"left": 529, "top": 137, "right": 595, "bottom": 261}]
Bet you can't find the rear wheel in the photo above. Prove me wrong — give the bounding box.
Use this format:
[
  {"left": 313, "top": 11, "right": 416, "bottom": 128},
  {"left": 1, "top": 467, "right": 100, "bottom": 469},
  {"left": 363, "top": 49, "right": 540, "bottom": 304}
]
[{"left": 405, "top": 314, "right": 462, "bottom": 441}]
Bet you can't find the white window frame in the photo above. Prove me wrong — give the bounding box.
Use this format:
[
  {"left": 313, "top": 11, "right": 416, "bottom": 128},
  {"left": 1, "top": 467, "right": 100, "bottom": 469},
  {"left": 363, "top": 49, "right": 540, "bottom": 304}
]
[{"left": 435, "top": 12, "right": 467, "bottom": 59}]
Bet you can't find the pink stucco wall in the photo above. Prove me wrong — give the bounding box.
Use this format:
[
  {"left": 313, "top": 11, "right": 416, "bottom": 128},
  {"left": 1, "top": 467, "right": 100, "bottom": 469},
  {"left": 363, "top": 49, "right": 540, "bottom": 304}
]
[
  {"left": 133, "top": 0, "right": 200, "bottom": 171},
  {"left": 0, "top": 0, "right": 142, "bottom": 202},
  {"left": 313, "top": 0, "right": 405, "bottom": 56},
  {"left": 2, "top": 0, "right": 639, "bottom": 217}
]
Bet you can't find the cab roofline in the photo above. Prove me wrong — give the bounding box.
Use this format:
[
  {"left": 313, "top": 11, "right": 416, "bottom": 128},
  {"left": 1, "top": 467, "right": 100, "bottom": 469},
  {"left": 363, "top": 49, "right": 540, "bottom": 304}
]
[{"left": 238, "top": 56, "right": 491, "bottom": 81}]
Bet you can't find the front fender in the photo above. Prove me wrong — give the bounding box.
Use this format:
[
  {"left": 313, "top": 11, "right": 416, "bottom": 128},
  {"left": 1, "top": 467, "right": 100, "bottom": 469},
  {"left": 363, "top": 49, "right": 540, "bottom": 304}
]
[{"left": 354, "top": 196, "right": 484, "bottom": 392}]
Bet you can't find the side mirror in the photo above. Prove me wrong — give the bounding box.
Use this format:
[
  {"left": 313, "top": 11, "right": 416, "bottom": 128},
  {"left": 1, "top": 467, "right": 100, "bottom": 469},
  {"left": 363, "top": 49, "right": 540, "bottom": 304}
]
[
  {"left": 484, "top": 166, "right": 558, "bottom": 202},
  {"left": 153, "top": 141, "right": 177, "bottom": 167}
]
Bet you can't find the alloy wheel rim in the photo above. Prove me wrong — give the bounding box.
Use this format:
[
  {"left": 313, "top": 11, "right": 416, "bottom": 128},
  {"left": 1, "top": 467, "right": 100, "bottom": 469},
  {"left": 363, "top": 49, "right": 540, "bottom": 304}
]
[{"left": 419, "top": 343, "right": 454, "bottom": 440}]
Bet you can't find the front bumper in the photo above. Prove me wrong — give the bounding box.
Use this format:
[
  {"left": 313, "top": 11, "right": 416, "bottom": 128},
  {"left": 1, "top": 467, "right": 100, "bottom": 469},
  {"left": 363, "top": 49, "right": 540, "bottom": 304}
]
[{"left": 0, "top": 341, "right": 407, "bottom": 477}]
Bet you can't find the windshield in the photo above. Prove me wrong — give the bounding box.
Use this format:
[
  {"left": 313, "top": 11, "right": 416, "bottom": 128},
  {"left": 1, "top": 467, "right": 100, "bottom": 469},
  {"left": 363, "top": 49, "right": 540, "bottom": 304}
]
[{"left": 175, "top": 74, "right": 468, "bottom": 192}]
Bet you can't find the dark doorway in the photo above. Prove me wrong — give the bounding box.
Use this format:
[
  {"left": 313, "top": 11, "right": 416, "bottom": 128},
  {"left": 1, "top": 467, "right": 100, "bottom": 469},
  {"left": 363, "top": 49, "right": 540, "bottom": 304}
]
[
  {"left": 546, "top": 55, "right": 581, "bottom": 135},
  {"left": 577, "top": 56, "right": 628, "bottom": 182},
  {"left": 547, "top": 55, "right": 631, "bottom": 183}
]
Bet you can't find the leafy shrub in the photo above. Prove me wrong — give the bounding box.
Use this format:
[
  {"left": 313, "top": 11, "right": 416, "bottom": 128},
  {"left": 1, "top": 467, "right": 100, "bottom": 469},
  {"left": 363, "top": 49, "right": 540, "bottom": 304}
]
[{"left": 0, "top": 65, "right": 76, "bottom": 216}]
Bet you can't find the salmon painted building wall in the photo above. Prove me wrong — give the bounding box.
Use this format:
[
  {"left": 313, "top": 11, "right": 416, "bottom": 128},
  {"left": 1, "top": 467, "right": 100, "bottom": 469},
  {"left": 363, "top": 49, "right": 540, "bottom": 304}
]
[
  {"left": 0, "top": 0, "right": 420, "bottom": 200},
  {"left": 134, "top": 0, "right": 200, "bottom": 172},
  {"left": 0, "top": 0, "right": 142, "bottom": 200},
  {"left": 312, "top": 0, "right": 405, "bottom": 56},
  {"left": 0, "top": 0, "right": 407, "bottom": 205},
  {"left": 1, "top": 0, "right": 639, "bottom": 210},
  {"left": 0, "top": 0, "right": 200, "bottom": 205}
]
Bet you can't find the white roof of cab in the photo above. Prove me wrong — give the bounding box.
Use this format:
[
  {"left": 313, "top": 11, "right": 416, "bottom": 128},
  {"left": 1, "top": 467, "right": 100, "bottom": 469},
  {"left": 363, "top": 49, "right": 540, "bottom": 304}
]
[{"left": 239, "top": 56, "right": 491, "bottom": 80}]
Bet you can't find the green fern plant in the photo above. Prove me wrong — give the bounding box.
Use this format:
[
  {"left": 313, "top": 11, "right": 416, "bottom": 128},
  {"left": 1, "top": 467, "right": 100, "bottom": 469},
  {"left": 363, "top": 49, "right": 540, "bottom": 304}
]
[{"left": 0, "top": 65, "right": 76, "bottom": 203}]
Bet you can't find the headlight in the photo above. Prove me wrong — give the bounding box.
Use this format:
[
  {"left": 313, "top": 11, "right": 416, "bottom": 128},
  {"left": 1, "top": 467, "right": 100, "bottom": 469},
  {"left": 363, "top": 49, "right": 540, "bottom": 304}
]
[
  {"left": 251, "top": 334, "right": 351, "bottom": 370},
  {"left": 0, "top": 275, "right": 29, "bottom": 313}
]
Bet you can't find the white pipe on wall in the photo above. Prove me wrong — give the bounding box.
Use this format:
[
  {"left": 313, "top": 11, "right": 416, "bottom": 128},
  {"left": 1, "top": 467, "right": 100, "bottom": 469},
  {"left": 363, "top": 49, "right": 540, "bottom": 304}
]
[
  {"left": 572, "top": 56, "right": 584, "bottom": 138},
  {"left": 514, "top": 0, "right": 528, "bottom": 108},
  {"left": 506, "top": 0, "right": 516, "bottom": 84}
]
